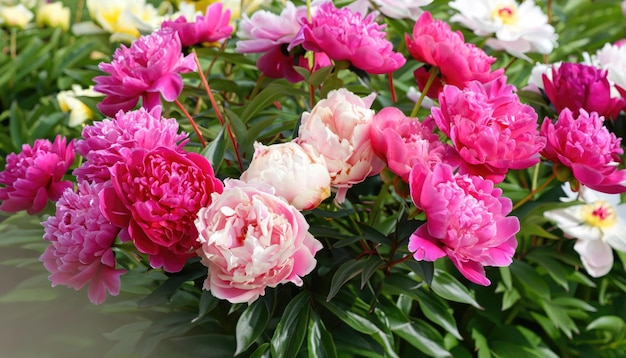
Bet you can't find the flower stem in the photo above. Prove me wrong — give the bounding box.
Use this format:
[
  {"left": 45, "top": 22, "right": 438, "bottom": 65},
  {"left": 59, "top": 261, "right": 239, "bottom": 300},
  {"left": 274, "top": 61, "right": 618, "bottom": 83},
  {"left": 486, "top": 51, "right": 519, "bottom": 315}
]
[
  {"left": 174, "top": 98, "right": 206, "bottom": 148},
  {"left": 410, "top": 66, "right": 438, "bottom": 118},
  {"left": 388, "top": 73, "right": 397, "bottom": 103},
  {"left": 511, "top": 172, "right": 557, "bottom": 211},
  {"left": 10, "top": 28, "right": 16, "bottom": 58}
]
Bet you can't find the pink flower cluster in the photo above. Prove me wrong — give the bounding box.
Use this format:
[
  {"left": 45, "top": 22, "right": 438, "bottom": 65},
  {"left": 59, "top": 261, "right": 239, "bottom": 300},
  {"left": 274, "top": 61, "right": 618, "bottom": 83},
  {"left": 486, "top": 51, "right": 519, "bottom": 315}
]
[{"left": 161, "top": 3, "right": 233, "bottom": 48}]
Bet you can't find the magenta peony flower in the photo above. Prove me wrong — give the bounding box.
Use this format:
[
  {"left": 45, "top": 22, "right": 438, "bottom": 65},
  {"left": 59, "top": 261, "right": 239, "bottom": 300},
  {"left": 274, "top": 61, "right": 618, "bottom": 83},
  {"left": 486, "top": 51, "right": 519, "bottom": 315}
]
[
  {"left": 93, "top": 28, "right": 196, "bottom": 117},
  {"left": 406, "top": 11, "right": 503, "bottom": 97},
  {"left": 161, "top": 3, "right": 233, "bottom": 47},
  {"left": 0, "top": 135, "right": 75, "bottom": 215},
  {"left": 370, "top": 107, "right": 458, "bottom": 183},
  {"left": 41, "top": 181, "right": 125, "bottom": 304},
  {"left": 408, "top": 163, "right": 519, "bottom": 286},
  {"left": 298, "top": 2, "right": 406, "bottom": 74},
  {"left": 540, "top": 108, "right": 626, "bottom": 193},
  {"left": 99, "top": 147, "right": 223, "bottom": 272},
  {"left": 431, "top": 77, "right": 546, "bottom": 182},
  {"left": 73, "top": 106, "right": 188, "bottom": 183},
  {"left": 542, "top": 62, "right": 625, "bottom": 119},
  {"left": 195, "top": 179, "right": 323, "bottom": 304}
]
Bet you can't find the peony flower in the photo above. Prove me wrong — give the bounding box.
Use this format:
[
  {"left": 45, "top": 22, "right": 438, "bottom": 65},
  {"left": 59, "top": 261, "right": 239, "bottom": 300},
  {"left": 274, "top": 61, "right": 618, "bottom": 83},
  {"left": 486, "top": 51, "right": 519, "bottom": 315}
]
[
  {"left": 348, "top": 0, "right": 433, "bottom": 21},
  {"left": 370, "top": 107, "right": 457, "bottom": 183},
  {"left": 540, "top": 108, "right": 626, "bottom": 194},
  {"left": 0, "top": 135, "right": 75, "bottom": 215},
  {"left": 41, "top": 181, "right": 125, "bottom": 304},
  {"left": 406, "top": 11, "right": 503, "bottom": 97},
  {"left": 295, "top": 89, "right": 386, "bottom": 203},
  {"left": 240, "top": 142, "right": 331, "bottom": 210},
  {"left": 584, "top": 42, "right": 626, "bottom": 109},
  {"left": 542, "top": 62, "right": 625, "bottom": 119},
  {"left": 161, "top": 2, "right": 233, "bottom": 47},
  {"left": 449, "top": 0, "right": 557, "bottom": 57},
  {"left": 73, "top": 106, "right": 188, "bottom": 183},
  {"left": 0, "top": 4, "right": 34, "bottom": 29},
  {"left": 93, "top": 27, "right": 196, "bottom": 117},
  {"left": 84, "top": 0, "right": 159, "bottom": 43},
  {"left": 99, "top": 147, "right": 223, "bottom": 272},
  {"left": 523, "top": 61, "right": 560, "bottom": 93},
  {"left": 544, "top": 183, "right": 626, "bottom": 277},
  {"left": 56, "top": 85, "right": 102, "bottom": 127},
  {"left": 409, "top": 163, "right": 519, "bottom": 286},
  {"left": 432, "top": 77, "right": 545, "bottom": 182},
  {"left": 36, "top": 2, "right": 70, "bottom": 31},
  {"left": 297, "top": 2, "right": 406, "bottom": 75},
  {"left": 195, "top": 179, "right": 323, "bottom": 304}
]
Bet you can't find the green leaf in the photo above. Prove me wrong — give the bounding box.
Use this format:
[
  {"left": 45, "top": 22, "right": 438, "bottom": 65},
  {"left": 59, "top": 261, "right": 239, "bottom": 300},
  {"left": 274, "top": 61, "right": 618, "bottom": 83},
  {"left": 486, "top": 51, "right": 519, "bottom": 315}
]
[
  {"left": 510, "top": 261, "right": 551, "bottom": 300},
  {"left": 236, "top": 297, "right": 271, "bottom": 355},
  {"left": 307, "top": 311, "right": 338, "bottom": 358},
  {"left": 249, "top": 343, "right": 270, "bottom": 358},
  {"left": 0, "top": 273, "right": 58, "bottom": 303},
  {"left": 9, "top": 101, "right": 27, "bottom": 150},
  {"left": 270, "top": 291, "right": 310, "bottom": 358},
  {"left": 240, "top": 82, "right": 306, "bottom": 123},
  {"left": 360, "top": 255, "right": 384, "bottom": 289},
  {"left": 526, "top": 251, "right": 570, "bottom": 291},
  {"left": 586, "top": 315, "right": 626, "bottom": 334},
  {"left": 540, "top": 300, "right": 578, "bottom": 339},
  {"left": 192, "top": 290, "right": 219, "bottom": 323},
  {"left": 430, "top": 269, "right": 482, "bottom": 309},
  {"left": 413, "top": 289, "right": 462, "bottom": 340},
  {"left": 202, "top": 126, "right": 226, "bottom": 168},
  {"left": 326, "top": 259, "right": 367, "bottom": 301},
  {"left": 471, "top": 327, "right": 492, "bottom": 358},
  {"left": 138, "top": 268, "right": 206, "bottom": 307}
]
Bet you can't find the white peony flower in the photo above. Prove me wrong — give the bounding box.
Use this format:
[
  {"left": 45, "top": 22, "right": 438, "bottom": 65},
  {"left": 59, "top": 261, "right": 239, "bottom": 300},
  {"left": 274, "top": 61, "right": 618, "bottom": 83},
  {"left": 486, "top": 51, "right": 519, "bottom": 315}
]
[
  {"left": 56, "top": 85, "right": 102, "bottom": 127},
  {"left": 0, "top": 4, "right": 34, "bottom": 29},
  {"left": 36, "top": 2, "right": 70, "bottom": 31},
  {"left": 584, "top": 43, "right": 626, "bottom": 98},
  {"left": 82, "top": 0, "right": 160, "bottom": 42},
  {"left": 348, "top": 0, "right": 433, "bottom": 20}
]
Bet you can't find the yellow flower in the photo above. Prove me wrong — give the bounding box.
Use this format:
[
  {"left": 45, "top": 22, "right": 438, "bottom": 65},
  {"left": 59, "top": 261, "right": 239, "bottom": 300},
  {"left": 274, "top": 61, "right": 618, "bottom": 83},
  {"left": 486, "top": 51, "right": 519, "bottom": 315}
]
[
  {"left": 86, "top": 0, "right": 160, "bottom": 42},
  {"left": 57, "top": 85, "right": 102, "bottom": 127},
  {"left": 0, "top": 4, "right": 34, "bottom": 29},
  {"left": 36, "top": 2, "right": 70, "bottom": 31}
]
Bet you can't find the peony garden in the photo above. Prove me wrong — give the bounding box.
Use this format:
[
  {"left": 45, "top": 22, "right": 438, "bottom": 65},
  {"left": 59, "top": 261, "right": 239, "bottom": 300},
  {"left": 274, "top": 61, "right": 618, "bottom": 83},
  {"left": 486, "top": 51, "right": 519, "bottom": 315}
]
[{"left": 1, "top": 0, "right": 626, "bottom": 356}]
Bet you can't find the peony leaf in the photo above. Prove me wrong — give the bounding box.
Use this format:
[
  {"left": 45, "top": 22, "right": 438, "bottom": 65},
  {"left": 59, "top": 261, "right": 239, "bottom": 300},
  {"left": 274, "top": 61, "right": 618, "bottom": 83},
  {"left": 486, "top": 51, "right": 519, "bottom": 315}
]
[
  {"left": 430, "top": 269, "right": 482, "bottom": 309},
  {"left": 326, "top": 258, "right": 368, "bottom": 301},
  {"left": 235, "top": 297, "right": 270, "bottom": 355},
  {"left": 307, "top": 311, "right": 338, "bottom": 358},
  {"left": 270, "top": 291, "right": 310, "bottom": 358}
]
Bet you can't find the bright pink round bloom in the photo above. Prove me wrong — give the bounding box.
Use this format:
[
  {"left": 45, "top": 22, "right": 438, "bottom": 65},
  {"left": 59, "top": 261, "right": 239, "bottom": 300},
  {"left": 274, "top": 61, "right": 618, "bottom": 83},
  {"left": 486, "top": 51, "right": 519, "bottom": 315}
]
[
  {"left": 406, "top": 11, "right": 503, "bottom": 97},
  {"left": 94, "top": 28, "right": 196, "bottom": 117},
  {"left": 41, "top": 181, "right": 125, "bottom": 305},
  {"left": 408, "top": 163, "right": 519, "bottom": 286},
  {"left": 370, "top": 107, "right": 458, "bottom": 183},
  {"left": 73, "top": 106, "right": 188, "bottom": 183},
  {"left": 540, "top": 108, "right": 626, "bottom": 193},
  {"left": 161, "top": 3, "right": 233, "bottom": 47},
  {"left": 99, "top": 147, "right": 224, "bottom": 272},
  {"left": 432, "top": 77, "right": 546, "bottom": 182},
  {"left": 195, "top": 179, "right": 323, "bottom": 304},
  {"left": 0, "top": 135, "right": 74, "bottom": 215},
  {"left": 299, "top": 2, "right": 406, "bottom": 74},
  {"left": 542, "top": 62, "right": 625, "bottom": 119}
]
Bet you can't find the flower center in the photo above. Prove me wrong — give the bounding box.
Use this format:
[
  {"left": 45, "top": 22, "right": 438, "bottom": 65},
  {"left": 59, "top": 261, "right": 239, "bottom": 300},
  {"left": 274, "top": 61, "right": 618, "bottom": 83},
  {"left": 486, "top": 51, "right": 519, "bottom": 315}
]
[
  {"left": 492, "top": 4, "right": 518, "bottom": 25},
  {"left": 581, "top": 200, "right": 617, "bottom": 228}
]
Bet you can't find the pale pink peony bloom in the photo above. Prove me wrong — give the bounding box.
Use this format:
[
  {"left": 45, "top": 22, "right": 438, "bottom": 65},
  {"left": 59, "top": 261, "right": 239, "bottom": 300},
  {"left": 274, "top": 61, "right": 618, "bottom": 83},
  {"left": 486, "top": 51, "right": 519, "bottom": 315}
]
[
  {"left": 73, "top": 106, "right": 188, "bottom": 183},
  {"left": 41, "top": 181, "right": 125, "bottom": 304},
  {"left": 348, "top": 0, "right": 432, "bottom": 20},
  {"left": 432, "top": 77, "right": 545, "bottom": 182},
  {"left": 0, "top": 135, "right": 75, "bottom": 215},
  {"left": 93, "top": 27, "right": 196, "bottom": 117},
  {"left": 298, "top": 2, "right": 406, "bottom": 74},
  {"left": 541, "top": 108, "right": 626, "bottom": 194},
  {"left": 406, "top": 11, "right": 503, "bottom": 97},
  {"left": 195, "top": 179, "right": 323, "bottom": 304},
  {"left": 240, "top": 142, "right": 331, "bottom": 210},
  {"left": 295, "top": 89, "right": 386, "bottom": 203},
  {"left": 99, "top": 147, "right": 224, "bottom": 272},
  {"left": 370, "top": 107, "right": 458, "bottom": 183},
  {"left": 409, "top": 163, "right": 519, "bottom": 286},
  {"left": 161, "top": 2, "right": 233, "bottom": 47}
]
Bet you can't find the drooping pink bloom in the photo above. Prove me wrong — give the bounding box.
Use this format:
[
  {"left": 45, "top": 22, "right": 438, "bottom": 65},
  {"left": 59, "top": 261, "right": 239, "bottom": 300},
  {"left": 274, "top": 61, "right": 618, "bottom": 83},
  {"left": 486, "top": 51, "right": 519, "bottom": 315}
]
[
  {"left": 195, "top": 179, "right": 323, "bottom": 304},
  {"left": 41, "top": 181, "right": 125, "bottom": 305},
  {"left": 432, "top": 77, "right": 546, "bottom": 182},
  {"left": 295, "top": 89, "right": 386, "bottom": 203},
  {"left": 0, "top": 135, "right": 74, "bottom": 215},
  {"left": 541, "top": 108, "right": 626, "bottom": 193},
  {"left": 542, "top": 62, "right": 625, "bottom": 119},
  {"left": 161, "top": 3, "right": 232, "bottom": 47},
  {"left": 93, "top": 28, "right": 196, "bottom": 117},
  {"left": 370, "top": 107, "right": 458, "bottom": 183},
  {"left": 298, "top": 2, "right": 406, "bottom": 74},
  {"left": 406, "top": 11, "right": 503, "bottom": 97},
  {"left": 73, "top": 106, "right": 188, "bottom": 183},
  {"left": 99, "top": 147, "right": 223, "bottom": 272},
  {"left": 408, "top": 163, "right": 519, "bottom": 286}
]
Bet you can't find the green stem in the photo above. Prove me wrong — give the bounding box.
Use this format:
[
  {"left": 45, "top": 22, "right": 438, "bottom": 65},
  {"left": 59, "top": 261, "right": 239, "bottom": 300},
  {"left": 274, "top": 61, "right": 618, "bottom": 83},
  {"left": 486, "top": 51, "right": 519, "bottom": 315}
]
[
  {"left": 369, "top": 183, "right": 390, "bottom": 227},
  {"left": 410, "top": 66, "right": 439, "bottom": 118}
]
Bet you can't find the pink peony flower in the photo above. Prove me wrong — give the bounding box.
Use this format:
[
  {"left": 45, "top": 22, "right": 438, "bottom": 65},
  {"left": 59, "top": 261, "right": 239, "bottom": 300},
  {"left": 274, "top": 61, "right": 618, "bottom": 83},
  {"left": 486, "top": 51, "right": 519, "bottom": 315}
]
[
  {"left": 370, "top": 107, "right": 458, "bottom": 183},
  {"left": 161, "top": 3, "right": 233, "bottom": 47},
  {"left": 540, "top": 108, "right": 626, "bottom": 193},
  {"left": 73, "top": 106, "right": 188, "bottom": 183},
  {"left": 432, "top": 77, "right": 546, "bottom": 182},
  {"left": 240, "top": 141, "right": 331, "bottom": 210},
  {"left": 408, "top": 163, "right": 519, "bottom": 286},
  {"left": 542, "top": 62, "right": 625, "bottom": 119},
  {"left": 298, "top": 2, "right": 406, "bottom": 74},
  {"left": 99, "top": 147, "right": 224, "bottom": 272},
  {"left": 295, "top": 89, "right": 386, "bottom": 203},
  {"left": 0, "top": 135, "right": 75, "bottom": 215},
  {"left": 406, "top": 11, "right": 503, "bottom": 97},
  {"left": 93, "top": 28, "right": 196, "bottom": 117},
  {"left": 41, "top": 181, "right": 125, "bottom": 304},
  {"left": 195, "top": 179, "right": 323, "bottom": 304}
]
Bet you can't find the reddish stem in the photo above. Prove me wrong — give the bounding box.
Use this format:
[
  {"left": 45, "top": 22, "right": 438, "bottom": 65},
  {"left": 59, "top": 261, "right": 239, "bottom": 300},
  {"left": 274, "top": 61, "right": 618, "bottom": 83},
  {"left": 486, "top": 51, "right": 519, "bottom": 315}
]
[
  {"left": 388, "top": 73, "right": 397, "bottom": 103},
  {"left": 174, "top": 98, "right": 206, "bottom": 148}
]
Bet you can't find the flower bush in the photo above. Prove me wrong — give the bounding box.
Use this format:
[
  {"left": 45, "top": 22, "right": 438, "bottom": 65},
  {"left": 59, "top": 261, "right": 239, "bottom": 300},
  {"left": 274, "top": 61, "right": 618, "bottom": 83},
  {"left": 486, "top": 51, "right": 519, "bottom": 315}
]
[{"left": 3, "top": 0, "right": 626, "bottom": 357}]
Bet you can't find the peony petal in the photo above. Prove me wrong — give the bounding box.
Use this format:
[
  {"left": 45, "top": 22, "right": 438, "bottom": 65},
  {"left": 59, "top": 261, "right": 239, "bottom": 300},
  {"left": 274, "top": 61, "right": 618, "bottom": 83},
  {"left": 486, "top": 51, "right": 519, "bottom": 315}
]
[{"left": 574, "top": 239, "right": 614, "bottom": 277}]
